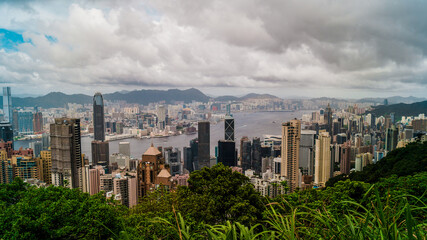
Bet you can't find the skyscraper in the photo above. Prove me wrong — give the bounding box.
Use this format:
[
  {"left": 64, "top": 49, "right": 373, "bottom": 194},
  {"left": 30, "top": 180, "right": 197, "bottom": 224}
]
[
  {"left": 314, "top": 132, "right": 331, "bottom": 187},
  {"left": 299, "top": 130, "right": 316, "bottom": 176},
  {"left": 92, "top": 92, "right": 109, "bottom": 167},
  {"left": 240, "top": 136, "right": 251, "bottom": 171},
  {"left": 50, "top": 118, "right": 82, "bottom": 189},
  {"left": 93, "top": 92, "right": 105, "bottom": 141},
  {"left": 18, "top": 110, "right": 33, "bottom": 135},
  {"left": 33, "top": 111, "right": 43, "bottom": 133},
  {"left": 197, "top": 121, "right": 210, "bottom": 169},
  {"left": 224, "top": 115, "right": 234, "bottom": 141},
  {"left": 251, "top": 137, "right": 262, "bottom": 174},
  {"left": 2, "top": 87, "right": 12, "bottom": 123},
  {"left": 385, "top": 126, "right": 398, "bottom": 153},
  {"left": 217, "top": 140, "right": 237, "bottom": 167},
  {"left": 91, "top": 141, "right": 109, "bottom": 165},
  {"left": 281, "top": 119, "right": 301, "bottom": 192}
]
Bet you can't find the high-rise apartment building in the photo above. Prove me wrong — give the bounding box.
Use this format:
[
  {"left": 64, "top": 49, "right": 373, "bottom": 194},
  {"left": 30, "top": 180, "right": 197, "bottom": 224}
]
[
  {"left": 281, "top": 119, "right": 301, "bottom": 192},
  {"left": 93, "top": 92, "right": 105, "bottom": 141},
  {"left": 33, "top": 112, "right": 43, "bottom": 133},
  {"left": 314, "top": 132, "right": 331, "bottom": 187},
  {"left": 197, "top": 121, "right": 210, "bottom": 169},
  {"left": 50, "top": 118, "right": 82, "bottom": 189},
  {"left": 37, "top": 150, "right": 52, "bottom": 184}
]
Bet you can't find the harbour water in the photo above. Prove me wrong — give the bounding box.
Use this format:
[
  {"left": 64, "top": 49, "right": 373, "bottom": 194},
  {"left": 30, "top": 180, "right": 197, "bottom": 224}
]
[{"left": 15, "top": 111, "right": 310, "bottom": 160}]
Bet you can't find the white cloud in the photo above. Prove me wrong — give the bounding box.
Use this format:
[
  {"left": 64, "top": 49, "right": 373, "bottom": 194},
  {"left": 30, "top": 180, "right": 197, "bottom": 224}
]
[{"left": 0, "top": 0, "right": 426, "bottom": 98}]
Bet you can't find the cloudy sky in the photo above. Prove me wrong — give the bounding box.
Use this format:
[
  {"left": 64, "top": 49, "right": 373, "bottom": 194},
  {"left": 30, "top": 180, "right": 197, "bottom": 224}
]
[{"left": 0, "top": 0, "right": 426, "bottom": 98}]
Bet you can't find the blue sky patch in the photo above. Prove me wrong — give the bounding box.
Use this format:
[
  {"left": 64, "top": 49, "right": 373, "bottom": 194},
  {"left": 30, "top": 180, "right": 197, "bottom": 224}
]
[
  {"left": 0, "top": 28, "right": 26, "bottom": 51},
  {"left": 45, "top": 35, "right": 57, "bottom": 43}
]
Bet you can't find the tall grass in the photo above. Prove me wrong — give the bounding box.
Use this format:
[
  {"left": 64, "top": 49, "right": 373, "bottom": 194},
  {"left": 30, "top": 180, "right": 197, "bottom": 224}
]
[{"left": 108, "top": 190, "right": 426, "bottom": 239}]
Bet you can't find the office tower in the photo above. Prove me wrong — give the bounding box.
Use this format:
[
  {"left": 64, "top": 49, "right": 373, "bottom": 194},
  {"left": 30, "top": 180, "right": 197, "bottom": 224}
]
[
  {"left": 42, "top": 133, "right": 50, "bottom": 150},
  {"left": 217, "top": 140, "right": 237, "bottom": 167},
  {"left": 119, "top": 142, "right": 131, "bottom": 156},
  {"left": 91, "top": 141, "right": 109, "bottom": 165},
  {"left": 240, "top": 136, "right": 251, "bottom": 170},
  {"left": 184, "top": 138, "right": 198, "bottom": 172},
  {"left": 224, "top": 115, "right": 235, "bottom": 141},
  {"left": 50, "top": 118, "right": 82, "bottom": 189},
  {"left": 197, "top": 121, "right": 210, "bottom": 169},
  {"left": 385, "top": 126, "right": 398, "bottom": 153},
  {"left": 340, "top": 142, "right": 351, "bottom": 174},
  {"left": 251, "top": 137, "right": 262, "bottom": 173},
  {"left": 390, "top": 112, "right": 395, "bottom": 124},
  {"left": 299, "top": 130, "right": 316, "bottom": 176},
  {"left": 93, "top": 92, "right": 105, "bottom": 141},
  {"left": 12, "top": 110, "right": 18, "bottom": 137},
  {"left": 384, "top": 99, "right": 388, "bottom": 105},
  {"left": 314, "top": 132, "right": 331, "bottom": 187},
  {"left": 137, "top": 144, "right": 168, "bottom": 198},
  {"left": 0, "top": 123, "right": 13, "bottom": 143},
  {"left": 157, "top": 105, "right": 166, "bottom": 130},
  {"left": 2, "top": 87, "right": 12, "bottom": 123},
  {"left": 183, "top": 146, "right": 192, "bottom": 172},
  {"left": 37, "top": 150, "right": 52, "bottom": 184},
  {"left": 33, "top": 112, "right": 43, "bottom": 133},
  {"left": 29, "top": 141, "right": 42, "bottom": 158},
  {"left": 281, "top": 119, "right": 301, "bottom": 192},
  {"left": 325, "top": 104, "right": 333, "bottom": 134},
  {"left": 336, "top": 133, "right": 347, "bottom": 145},
  {"left": 18, "top": 110, "right": 34, "bottom": 135},
  {"left": 164, "top": 147, "right": 182, "bottom": 176}
]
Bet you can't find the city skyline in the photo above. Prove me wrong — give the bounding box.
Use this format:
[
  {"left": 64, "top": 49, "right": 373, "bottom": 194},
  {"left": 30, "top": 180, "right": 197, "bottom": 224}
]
[{"left": 1, "top": 1, "right": 427, "bottom": 98}]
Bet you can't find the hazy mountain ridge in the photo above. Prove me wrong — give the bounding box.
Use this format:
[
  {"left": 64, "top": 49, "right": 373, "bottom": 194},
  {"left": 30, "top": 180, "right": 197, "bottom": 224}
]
[
  {"left": 367, "top": 100, "right": 427, "bottom": 118},
  {"left": 2, "top": 88, "right": 425, "bottom": 108}
]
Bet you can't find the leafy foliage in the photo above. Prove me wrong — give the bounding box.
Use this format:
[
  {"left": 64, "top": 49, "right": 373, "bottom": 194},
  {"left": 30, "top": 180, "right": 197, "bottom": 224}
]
[
  {"left": 327, "top": 141, "right": 427, "bottom": 186},
  {"left": 177, "top": 163, "right": 264, "bottom": 226}
]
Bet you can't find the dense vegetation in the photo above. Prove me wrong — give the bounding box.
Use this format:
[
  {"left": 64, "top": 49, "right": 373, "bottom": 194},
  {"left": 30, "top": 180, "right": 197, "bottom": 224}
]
[
  {"left": 327, "top": 141, "right": 427, "bottom": 186},
  {"left": 367, "top": 100, "right": 427, "bottom": 119},
  {"left": 1, "top": 142, "right": 426, "bottom": 239}
]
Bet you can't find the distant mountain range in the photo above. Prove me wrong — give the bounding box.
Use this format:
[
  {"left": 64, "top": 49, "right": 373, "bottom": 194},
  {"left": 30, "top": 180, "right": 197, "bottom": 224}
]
[
  {"left": 368, "top": 100, "right": 427, "bottom": 118},
  {"left": 1, "top": 87, "right": 426, "bottom": 109},
  {"left": 357, "top": 96, "right": 426, "bottom": 104}
]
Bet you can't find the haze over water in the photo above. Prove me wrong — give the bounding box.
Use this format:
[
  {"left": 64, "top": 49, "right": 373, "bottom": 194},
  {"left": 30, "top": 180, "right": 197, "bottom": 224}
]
[{"left": 16, "top": 111, "right": 310, "bottom": 161}]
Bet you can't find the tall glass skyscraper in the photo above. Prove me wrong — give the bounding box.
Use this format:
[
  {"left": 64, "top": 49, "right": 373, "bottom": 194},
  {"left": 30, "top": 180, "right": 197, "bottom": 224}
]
[
  {"left": 93, "top": 92, "right": 105, "bottom": 141},
  {"left": 2, "top": 87, "right": 12, "bottom": 123}
]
